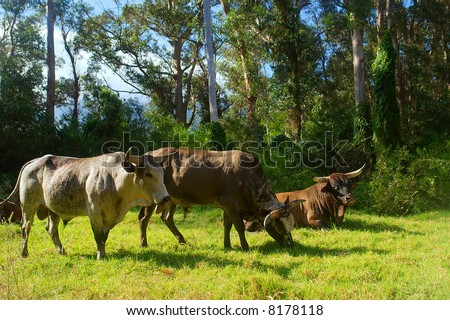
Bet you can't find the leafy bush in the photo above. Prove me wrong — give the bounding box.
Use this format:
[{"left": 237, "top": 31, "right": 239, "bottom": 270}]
[
  {"left": 0, "top": 173, "right": 15, "bottom": 198},
  {"left": 368, "top": 142, "right": 450, "bottom": 215}
]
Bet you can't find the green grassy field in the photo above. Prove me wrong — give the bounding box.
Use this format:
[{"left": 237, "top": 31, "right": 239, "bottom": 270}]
[{"left": 0, "top": 207, "right": 449, "bottom": 300}]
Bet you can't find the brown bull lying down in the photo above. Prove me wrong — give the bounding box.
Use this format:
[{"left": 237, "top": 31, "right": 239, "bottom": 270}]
[
  {"left": 276, "top": 165, "right": 365, "bottom": 229},
  {"left": 139, "top": 148, "right": 303, "bottom": 251},
  {"left": 0, "top": 198, "right": 22, "bottom": 224},
  {"left": 0, "top": 150, "right": 169, "bottom": 259}
]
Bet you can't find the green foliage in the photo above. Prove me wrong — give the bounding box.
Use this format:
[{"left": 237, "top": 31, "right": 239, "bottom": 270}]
[
  {"left": 368, "top": 142, "right": 450, "bottom": 215},
  {"left": 146, "top": 112, "right": 227, "bottom": 150},
  {"left": 200, "top": 122, "right": 227, "bottom": 151},
  {"left": 372, "top": 31, "right": 401, "bottom": 150}
]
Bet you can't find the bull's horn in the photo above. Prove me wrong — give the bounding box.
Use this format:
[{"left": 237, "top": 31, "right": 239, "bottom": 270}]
[
  {"left": 313, "top": 175, "right": 330, "bottom": 183},
  {"left": 125, "top": 147, "right": 142, "bottom": 166},
  {"left": 125, "top": 147, "right": 132, "bottom": 160},
  {"left": 263, "top": 210, "right": 281, "bottom": 229},
  {"left": 344, "top": 163, "right": 366, "bottom": 179}
]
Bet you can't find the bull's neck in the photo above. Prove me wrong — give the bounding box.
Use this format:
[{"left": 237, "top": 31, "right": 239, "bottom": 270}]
[{"left": 252, "top": 176, "right": 280, "bottom": 211}]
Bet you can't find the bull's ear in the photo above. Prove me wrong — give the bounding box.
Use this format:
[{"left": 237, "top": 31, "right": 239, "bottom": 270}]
[
  {"left": 284, "top": 195, "right": 290, "bottom": 205},
  {"left": 321, "top": 183, "right": 331, "bottom": 193}
]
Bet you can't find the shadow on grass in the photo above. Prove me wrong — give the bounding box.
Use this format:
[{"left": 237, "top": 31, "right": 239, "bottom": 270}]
[
  {"left": 74, "top": 248, "right": 243, "bottom": 269},
  {"left": 256, "top": 240, "right": 389, "bottom": 257},
  {"left": 341, "top": 217, "right": 423, "bottom": 235}
]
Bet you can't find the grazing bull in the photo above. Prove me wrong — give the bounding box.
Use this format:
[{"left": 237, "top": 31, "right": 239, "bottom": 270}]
[
  {"left": 0, "top": 150, "right": 169, "bottom": 259},
  {"left": 276, "top": 165, "right": 365, "bottom": 229},
  {"left": 0, "top": 198, "right": 22, "bottom": 224},
  {"left": 139, "top": 148, "right": 303, "bottom": 251}
]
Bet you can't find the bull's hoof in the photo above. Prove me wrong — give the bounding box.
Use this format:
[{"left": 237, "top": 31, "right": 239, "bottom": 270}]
[
  {"left": 96, "top": 252, "right": 107, "bottom": 260},
  {"left": 21, "top": 250, "right": 29, "bottom": 258},
  {"left": 281, "top": 241, "right": 294, "bottom": 248},
  {"left": 177, "top": 236, "right": 186, "bottom": 244},
  {"left": 140, "top": 241, "right": 148, "bottom": 248}
]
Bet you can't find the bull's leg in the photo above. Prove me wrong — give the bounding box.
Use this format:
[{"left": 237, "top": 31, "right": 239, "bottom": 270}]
[
  {"left": 160, "top": 204, "right": 186, "bottom": 244},
  {"left": 223, "top": 212, "right": 232, "bottom": 249},
  {"left": 138, "top": 205, "right": 155, "bottom": 247},
  {"left": 308, "top": 218, "right": 330, "bottom": 230},
  {"left": 45, "top": 211, "right": 66, "bottom": 255},
  {"left": 20, "top": 207, "right": 35, "bottom": 258},
  {"left": 92, "top": 228, "right": 110, "bottom": 260},
  {"left": 224, "top": 209, "right": 249, "bottom": 252}
]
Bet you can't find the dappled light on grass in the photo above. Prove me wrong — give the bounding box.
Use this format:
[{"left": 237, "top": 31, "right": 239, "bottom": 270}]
[{"left": 0, "top": 208, "right": 449, "bottom": 299}]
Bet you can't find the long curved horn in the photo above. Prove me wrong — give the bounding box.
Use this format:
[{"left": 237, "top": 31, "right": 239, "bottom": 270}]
[
  {"left": 313, "top": 175, "right": 330, "bottom": 183},
  {"left": 264, "top": 210, "right": 281, "bottom": 229},
  {"left": 125, "top": 147, "right": 142, "bottom": 166},
  {"left": 344, "top": 163, "right": 366, "bottom": 179}
]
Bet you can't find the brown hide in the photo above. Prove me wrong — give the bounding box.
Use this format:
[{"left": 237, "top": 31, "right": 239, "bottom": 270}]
[
  {"left": 139, "top": 148, "right": 294, "bottom": 251},
  {"left": 276, "top": 183, "right": 344, "bottom": 229},
  {"left": 0, "top": 198, "right": 22, "bottom": 224},
  {"left": 276, "top": 169, "right": 362, "bottom": 229}
]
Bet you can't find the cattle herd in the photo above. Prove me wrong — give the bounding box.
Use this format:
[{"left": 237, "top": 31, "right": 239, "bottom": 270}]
[{"left": 0, "top": 147, "right": 364, "bottom": 260}]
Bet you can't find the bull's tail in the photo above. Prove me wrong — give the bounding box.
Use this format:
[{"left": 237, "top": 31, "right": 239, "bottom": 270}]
[{"left": 0, "top": 159, "right": 35, "bottom": 207}]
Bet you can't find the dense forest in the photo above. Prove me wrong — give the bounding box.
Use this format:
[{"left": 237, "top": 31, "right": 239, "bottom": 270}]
[{"left": 0, "top": 0, "right": 449, "bottom": 214}]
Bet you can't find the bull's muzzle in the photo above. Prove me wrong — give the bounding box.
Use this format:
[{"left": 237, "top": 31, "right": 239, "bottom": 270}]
[{"left": 264, "top": 218, "right": 294, "bottom": 247}]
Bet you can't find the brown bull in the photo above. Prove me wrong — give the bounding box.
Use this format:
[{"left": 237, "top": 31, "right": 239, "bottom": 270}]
[
  {"left": 139, "top": 148, "right": 303, "bottom": 251},
  {"left": 0, "top": 198, "right": 22, "bottom": 224},
  {"left": 276, "top": 165, "right": 365, "bottom": 229}
]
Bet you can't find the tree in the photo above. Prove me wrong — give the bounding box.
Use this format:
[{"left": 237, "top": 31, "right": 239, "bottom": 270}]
[
  {"left": 268, "top": 0, "right": 320, "bottom": 142},
  {"left": 46, "top": 0, "right": 56, "bottom": 126},
  {"left": 0, "top": 0, "right": 48, "bottom": 172},
  {"left": 372, "top": 30, "right": 401, "bottom": 149},
  {"left": 203, "top": 0, "right": 218, "bottom": 123},
  {"left": 55, "top": 0, "right": 92, "bottom": 126},
  {"left": 219, "top": 0, "right": 265, "bottom": 137},
  {"left": 79, "top": 0, "right": 203, "bottom": 126}
]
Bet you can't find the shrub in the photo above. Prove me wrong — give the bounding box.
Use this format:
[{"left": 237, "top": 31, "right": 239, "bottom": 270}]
[{"left": 368, "top": 142, "right": 450, "bottom": 215}]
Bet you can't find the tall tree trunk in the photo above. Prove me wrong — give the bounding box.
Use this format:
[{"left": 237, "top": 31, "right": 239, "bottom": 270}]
[
  {"left": 386, "top": 0, "right": 404, "bottom": 120},
  {"left": 351, "top": 26, "right": 366, "bottom": 106},
  {"left": 239, "top": 49, "right": 257, "bottom": 131},
  {"left": 171, "top": 38, "right": 186, "bottom": 125},
  {"left": 376, "top": 0, "right": 386, "bottom": 42},
  {"left": 203, "top": 0, "right": 218, "bottom": 123},
  {"left": 46, "top": 0, "right": 56, "bottom": 126},
  {"left": 61, "top": 25, "right": 80, "bottom": 125}
]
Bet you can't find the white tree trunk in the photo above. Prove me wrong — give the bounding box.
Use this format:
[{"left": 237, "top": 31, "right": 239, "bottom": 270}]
[{"left": 203, "top": 0, "right": 218, "bottom": 122}]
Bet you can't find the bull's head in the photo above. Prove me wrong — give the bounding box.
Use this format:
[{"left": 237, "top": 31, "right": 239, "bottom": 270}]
[
  {"left": 122, "top": 148, "right": 170, "bottom": 205},
  {"left": 263, "top": 196, "right": 305, "bottom": 246},
  {"left": 313, "top": 164, "right": 365, "bottom": 225}
]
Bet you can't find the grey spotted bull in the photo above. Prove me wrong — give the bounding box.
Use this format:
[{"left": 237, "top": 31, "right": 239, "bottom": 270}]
[
  {"left": 0, "top": 150, "right": 169, "bottom": 260},
  {"left": 276, "top": 165, "right": 365, "bottom": 229},
  {"left": 138, "top": 148, "right": 303, "bottom": 251}
]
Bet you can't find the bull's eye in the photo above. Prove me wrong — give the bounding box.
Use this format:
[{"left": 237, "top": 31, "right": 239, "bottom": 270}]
[{"left": 145, "top": 173, "right": 153, "bottom": 178}]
